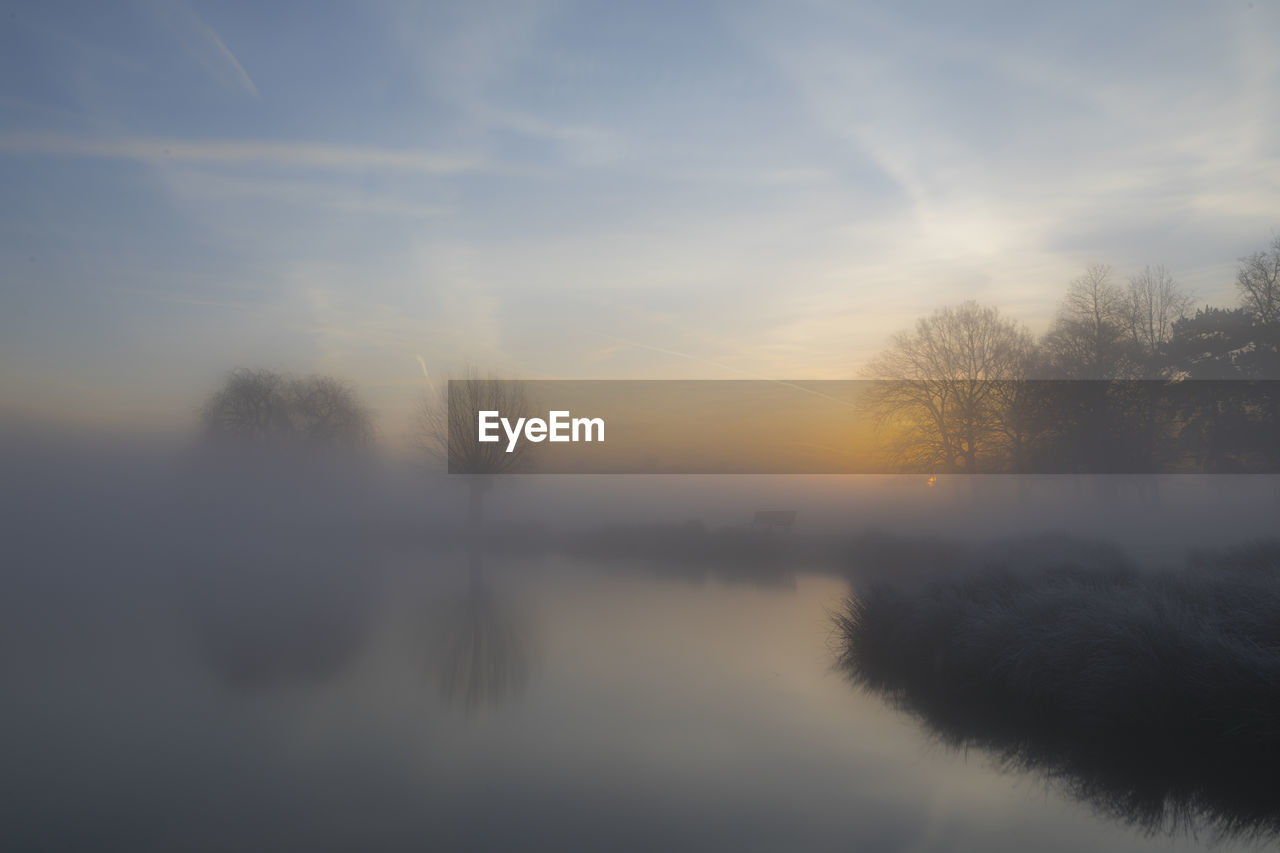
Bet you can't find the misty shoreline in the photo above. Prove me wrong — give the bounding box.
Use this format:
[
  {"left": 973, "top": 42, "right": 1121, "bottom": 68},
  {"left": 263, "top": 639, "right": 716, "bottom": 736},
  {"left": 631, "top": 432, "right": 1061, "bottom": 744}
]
[{"left": 835, "top": 534, "right": 1280, "bottom": 842}]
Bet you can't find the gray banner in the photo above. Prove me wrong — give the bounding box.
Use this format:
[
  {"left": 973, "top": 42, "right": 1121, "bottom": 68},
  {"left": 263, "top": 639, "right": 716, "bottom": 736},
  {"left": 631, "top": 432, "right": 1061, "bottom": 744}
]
[{"left": 445, "top": 379, "right": 1280, "bottom": 474}]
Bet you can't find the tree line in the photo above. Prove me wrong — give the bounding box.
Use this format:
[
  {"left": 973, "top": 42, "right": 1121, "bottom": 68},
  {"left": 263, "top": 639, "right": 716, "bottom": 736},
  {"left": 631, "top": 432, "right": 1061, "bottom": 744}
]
[
  {"left": 193, "top": 235, "right": 1280, "bottom": 477},
  {"left": 862, "top": 236, "right": 1280, "bottom": 474}
]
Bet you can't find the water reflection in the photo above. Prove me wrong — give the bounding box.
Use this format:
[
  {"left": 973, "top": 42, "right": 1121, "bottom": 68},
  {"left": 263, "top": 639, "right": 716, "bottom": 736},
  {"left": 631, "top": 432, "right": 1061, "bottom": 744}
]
[
  {"left": 567, "top": 520, "right": 799, "bottom": 588},
  {"left": 182, "top": 514, "right": 380, "bottom": 690},
  {"left": 425, "top": 545, "right": 533, "bottom": 715},
  {"left": 835, "top": 535, "right": 1280, "bottom": 842}
]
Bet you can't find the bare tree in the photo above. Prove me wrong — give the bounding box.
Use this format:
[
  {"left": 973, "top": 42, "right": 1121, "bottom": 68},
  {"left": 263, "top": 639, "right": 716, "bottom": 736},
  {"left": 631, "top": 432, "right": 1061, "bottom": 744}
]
[
  {"left": 862, "top": 301, "right": 1034, "bottom": 473},
  {"left": 1125, "top": 264, "right": 1193, "bottom": 365},
  {"left": 1041, "top": 264, "right": 1136, "bottom": 378},
  {"left": 288, "top": 375, "right": 375, "bottom": 450},
  {"left": 1236, "top": 235, "right": 1280, "bottom": 324},
  {"left": 417, "top": 367, "right": 531, "bottom": 530},
  {"left": 202, "top": 368, "right": 373, "bottom": 454},
  {"left": 201, "top": 368, "right": 292, "bottom": 447}
]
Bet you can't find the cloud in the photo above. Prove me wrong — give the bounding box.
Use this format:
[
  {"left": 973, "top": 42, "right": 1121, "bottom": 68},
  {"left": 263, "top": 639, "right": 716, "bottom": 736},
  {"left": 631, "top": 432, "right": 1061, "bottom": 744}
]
[
  {"left": 730, "top": 2, "right": 1279, "bottom": 302},
  {"left": 158, "top": 167, "right": 449, "bottom": 219},
  {"left": 0, "top": 130, "right": 506, "bottom": 175}
]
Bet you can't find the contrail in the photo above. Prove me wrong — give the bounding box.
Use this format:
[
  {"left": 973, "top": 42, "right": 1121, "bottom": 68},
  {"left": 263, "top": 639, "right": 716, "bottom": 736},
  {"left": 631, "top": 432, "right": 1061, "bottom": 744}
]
[
  {"left": 416, "top": 354, "right": 437, "bottom": 395},
  {"left": 191, "top": 12, "right": 260, "bottom": 98}
]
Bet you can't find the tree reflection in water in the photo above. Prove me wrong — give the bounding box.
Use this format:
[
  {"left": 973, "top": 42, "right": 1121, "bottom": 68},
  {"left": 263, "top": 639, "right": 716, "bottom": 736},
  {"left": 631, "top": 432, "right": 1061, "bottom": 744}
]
[
  {"left": 185, "top": 523, "right": 378, "bottom": 691},
  {"left": 427, "top": 545, "right": 532, "bottom": 716}
]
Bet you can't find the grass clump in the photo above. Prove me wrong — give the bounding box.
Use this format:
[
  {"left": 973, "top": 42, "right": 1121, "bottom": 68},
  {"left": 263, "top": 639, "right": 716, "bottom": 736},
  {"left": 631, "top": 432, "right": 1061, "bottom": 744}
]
[{"left": 835, "top": 536, "right": 1280, "bottom": 840}]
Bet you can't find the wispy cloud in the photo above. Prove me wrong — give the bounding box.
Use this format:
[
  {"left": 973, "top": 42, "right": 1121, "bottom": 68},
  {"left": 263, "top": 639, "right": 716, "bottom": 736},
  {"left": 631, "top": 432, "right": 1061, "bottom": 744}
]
[
  {"left": 160, "top": 167, "right": 449, "bottom": 218},
  {"left": 0, "top": 131, "right": 506, "bottom": 175},
  {"left": 104, "top": 286, "right": 263, "bottom": 312}
]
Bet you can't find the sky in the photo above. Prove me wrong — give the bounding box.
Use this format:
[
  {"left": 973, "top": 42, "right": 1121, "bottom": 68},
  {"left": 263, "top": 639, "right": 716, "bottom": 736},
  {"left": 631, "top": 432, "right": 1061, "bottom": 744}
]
[{"left": 2, "top": 0, "right": 1278, "bottom": 444}]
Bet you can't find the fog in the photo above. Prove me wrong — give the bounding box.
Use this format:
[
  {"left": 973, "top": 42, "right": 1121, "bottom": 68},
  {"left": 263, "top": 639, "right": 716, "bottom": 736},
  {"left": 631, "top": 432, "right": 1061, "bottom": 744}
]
[
  {"left": 3, "top": 415, "right": 1278, "bottom": 850},
  {"left": 7, "top": 420, "right": 1278, "bottom": 563}
]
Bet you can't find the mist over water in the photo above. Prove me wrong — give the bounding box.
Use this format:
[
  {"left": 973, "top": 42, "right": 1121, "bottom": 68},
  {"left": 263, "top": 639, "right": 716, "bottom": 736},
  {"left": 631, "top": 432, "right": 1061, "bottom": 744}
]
[{"left": 3, "top": 421, "right": 1279, "bottom": 851}]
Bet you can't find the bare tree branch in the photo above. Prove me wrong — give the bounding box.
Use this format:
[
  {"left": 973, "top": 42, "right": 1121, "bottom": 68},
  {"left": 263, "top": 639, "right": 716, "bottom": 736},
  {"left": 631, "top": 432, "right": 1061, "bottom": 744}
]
[
  {"left": 202, "top": 368, "right": 373, "bottom": 454},
  {"left": 1237, "top": 235, "right": 1280, "bottom": 325},
  {"left": 416, "top": 366, "right": 532, "bottom": 475},
  {"left": 861, "top": 301, "right": 1033, "bottom": 473},
  {"left": 1125, "top": 264, "right": 1193, "bottom": 365}
]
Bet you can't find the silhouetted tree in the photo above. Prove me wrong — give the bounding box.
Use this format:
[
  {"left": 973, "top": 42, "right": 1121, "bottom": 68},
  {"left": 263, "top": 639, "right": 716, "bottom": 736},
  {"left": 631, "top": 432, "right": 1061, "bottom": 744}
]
[
  {"left": 859, "top": 241, "right": 1280, "bottom": 479},
  {"left": 1124, "top": 264, "right": 1192, "bottom": 372},
  {"left": 201, "top": 368, "right": 292, "bottom": 447},
  {"left": 1237, "top": 235, "right": 1280, "bottom": 325},
  {"left": 417, "top": 367, "right": 531, "bottom": 530},
  {"left": 1165, "top": 285, "right": 1280, "bottom": 472},
  {"left": 862, "top": 301, "right": 1034, "bottom": 473},
  {"left": 290, "top": 375, "right": 377, "bottom": 450},
  {"left": 202, "top": 368, "right": 373, "bottom": 454},
  {"left": 1030, "top": 264, "right": 1188, "bottom": 479},
  {"left": 1041, "top": 264, "right": 1137, "bottom": 379},
  {"left": 1167, "top": 307, "right": 1260, "bottom": 379}
]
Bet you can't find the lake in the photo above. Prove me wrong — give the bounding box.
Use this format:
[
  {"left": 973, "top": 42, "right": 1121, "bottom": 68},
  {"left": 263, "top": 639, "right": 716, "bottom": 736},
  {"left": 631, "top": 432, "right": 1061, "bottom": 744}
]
[{"left": 4, "top": 544, "right": 1262, "bottom": 851}]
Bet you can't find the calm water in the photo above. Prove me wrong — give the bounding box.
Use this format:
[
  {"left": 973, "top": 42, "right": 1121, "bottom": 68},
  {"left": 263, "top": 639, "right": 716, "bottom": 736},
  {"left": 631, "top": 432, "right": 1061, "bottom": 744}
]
[{"left": 2, "top": 548, "right": 1263, "bottom": 852}]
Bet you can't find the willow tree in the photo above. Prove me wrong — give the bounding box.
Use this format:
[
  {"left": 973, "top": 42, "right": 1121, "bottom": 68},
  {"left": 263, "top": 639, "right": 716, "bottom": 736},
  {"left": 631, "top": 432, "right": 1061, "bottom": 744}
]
[
  {"left": 195, "top": 368, "right": 375, "bottom": 522},
  {"left": 862, "top": 301, "right": 1034, "bottom": 473},
  {"left": 417, "top": 367, "right": 531, "bottom": 531},
  {"left": 201, "top": 368, "right": 374, "bottom": 455}
]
